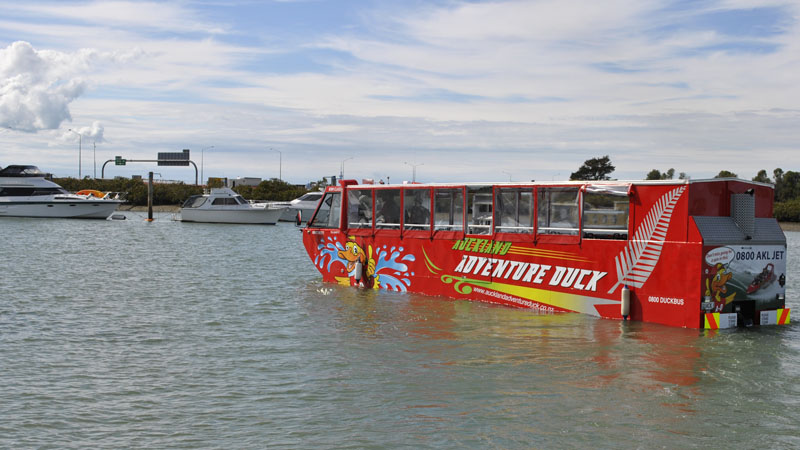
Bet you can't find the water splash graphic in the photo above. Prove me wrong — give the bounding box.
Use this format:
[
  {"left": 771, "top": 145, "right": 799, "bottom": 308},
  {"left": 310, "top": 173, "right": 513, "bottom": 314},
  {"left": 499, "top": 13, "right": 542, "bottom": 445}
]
[
  {"left": 315, "top": 236, "right": 345, "bottom": 272},
  {"left": 373, "top": 244, "right": 416, "bottom": 291}
]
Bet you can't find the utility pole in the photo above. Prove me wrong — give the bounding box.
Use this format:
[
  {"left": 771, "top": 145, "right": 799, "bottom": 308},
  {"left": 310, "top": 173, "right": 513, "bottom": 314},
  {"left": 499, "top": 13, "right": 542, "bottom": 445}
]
[
  {"left": 68, "top": 129, "right": 82, "bottom": 178},
  {"left": 404, "top": 161, "right": 423, "bottom": 183},
  {"left": 340, "top": 156, "right": 354, "bottom": 179},
  {"left": 272, "top": 148, "right": 282, "bottom": 180}
]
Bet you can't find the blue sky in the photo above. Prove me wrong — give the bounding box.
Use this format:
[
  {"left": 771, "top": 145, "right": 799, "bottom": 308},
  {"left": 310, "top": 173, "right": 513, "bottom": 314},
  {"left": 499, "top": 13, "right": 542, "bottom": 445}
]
[{"left": 1, "top": 0, "right": 798, "bottom": 184}]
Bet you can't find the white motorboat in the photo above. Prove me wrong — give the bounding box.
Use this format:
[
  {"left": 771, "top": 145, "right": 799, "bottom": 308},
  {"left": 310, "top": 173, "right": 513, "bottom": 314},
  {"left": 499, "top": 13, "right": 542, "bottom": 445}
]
[
  {"left": 0, "top": 165, "right": 124, "bottom": 219},
  {"left": 280, "top": 191, "right": 323, "bottom": 222},
  {"left": 180, "top": 187, "right": 287, "bottom": 224}
]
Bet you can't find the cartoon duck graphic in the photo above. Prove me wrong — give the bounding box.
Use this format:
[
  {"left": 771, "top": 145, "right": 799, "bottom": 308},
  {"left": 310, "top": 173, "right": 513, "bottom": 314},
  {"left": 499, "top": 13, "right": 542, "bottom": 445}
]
[
  {"left": 705, "top": 263, "right": 736, "bottom": 311},
  {"left": 335, "top": 237, "right": 379, "bottom": 289}
]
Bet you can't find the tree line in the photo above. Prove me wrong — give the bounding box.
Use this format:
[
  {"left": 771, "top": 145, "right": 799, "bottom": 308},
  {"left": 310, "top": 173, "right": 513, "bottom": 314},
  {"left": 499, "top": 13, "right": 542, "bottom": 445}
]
[
  {"left": 56, "top": 158, "right": 799, "bottom": 222},
  {"left": 54, "top": 177, "right": 308, "bottom": 206},
  {"left": 569, "top": 156, "right": 799, "bottom": 222}
]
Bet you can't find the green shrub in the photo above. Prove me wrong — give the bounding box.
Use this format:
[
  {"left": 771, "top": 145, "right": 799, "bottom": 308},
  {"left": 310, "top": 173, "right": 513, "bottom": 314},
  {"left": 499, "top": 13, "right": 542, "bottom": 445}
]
[
  {"left": 52, "top": 177, "right": 308, "bottom": 206},
  {"left": 774, "top": 199, "right": 800, "bottom": 222},
  {"left": 54, "top": 177, "right": 202, "bottom": 206}
]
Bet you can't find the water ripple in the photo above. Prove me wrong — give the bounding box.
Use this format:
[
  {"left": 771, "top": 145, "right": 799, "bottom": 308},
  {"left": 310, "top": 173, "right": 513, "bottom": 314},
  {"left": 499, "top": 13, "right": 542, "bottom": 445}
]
[{"left": 1, "top": 217, "right": 799, "bottom": 449}]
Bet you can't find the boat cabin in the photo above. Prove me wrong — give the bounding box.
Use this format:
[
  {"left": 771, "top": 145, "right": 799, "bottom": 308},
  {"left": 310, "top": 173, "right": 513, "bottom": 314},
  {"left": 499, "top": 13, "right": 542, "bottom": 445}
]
[{"left": 0, "top": 165, "right": 52, "bottom": 178}]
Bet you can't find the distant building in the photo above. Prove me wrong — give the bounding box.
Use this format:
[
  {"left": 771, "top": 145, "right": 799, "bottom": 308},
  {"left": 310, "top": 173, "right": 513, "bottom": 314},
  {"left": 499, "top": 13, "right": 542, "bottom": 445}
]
[
  {"left": 207, "top": 177, "right": 226, "bottom": 187},
  {"left": 228, "top": 177, "right": 262, "bottom": 188}
]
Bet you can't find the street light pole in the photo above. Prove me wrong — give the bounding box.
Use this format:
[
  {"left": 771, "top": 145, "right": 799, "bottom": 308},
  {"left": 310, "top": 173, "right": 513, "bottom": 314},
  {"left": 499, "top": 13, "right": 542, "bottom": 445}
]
[
  {"left": 502, "top": 170, "right": 512, "bottom": 182},
  {"left": 201, "top": 146, "right": 214, "bottom": 185},
  {"left": 68, "top": 129, "right": 82, "bottom": 178},
  {"left": 340, "top": 156, "right": 354, "bottom": 180},
  {"left": 272, "top": 148, "right": 282, "bottom": 180},
  {"left": 404, "top": 161, "right": 423, "bottom": 183}
]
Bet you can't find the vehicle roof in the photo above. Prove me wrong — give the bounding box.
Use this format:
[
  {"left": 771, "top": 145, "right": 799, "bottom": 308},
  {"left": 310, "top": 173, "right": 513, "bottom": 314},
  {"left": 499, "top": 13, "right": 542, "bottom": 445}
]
[{"left": 342, "top": 178, "right": 773, "bottom": 189}]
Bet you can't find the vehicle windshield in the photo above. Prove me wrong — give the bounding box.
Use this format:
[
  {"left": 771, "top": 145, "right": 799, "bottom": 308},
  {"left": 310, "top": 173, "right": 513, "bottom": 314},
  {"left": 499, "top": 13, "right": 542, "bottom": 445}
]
[{"left": 309, "top": 192, "right": 341, "bottom": 228}]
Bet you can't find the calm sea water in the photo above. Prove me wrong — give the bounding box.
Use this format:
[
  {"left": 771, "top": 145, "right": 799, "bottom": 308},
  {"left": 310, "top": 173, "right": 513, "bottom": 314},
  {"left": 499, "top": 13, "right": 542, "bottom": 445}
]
[{"left": 1, "top": 212, "right": 799, "bottom": 449}]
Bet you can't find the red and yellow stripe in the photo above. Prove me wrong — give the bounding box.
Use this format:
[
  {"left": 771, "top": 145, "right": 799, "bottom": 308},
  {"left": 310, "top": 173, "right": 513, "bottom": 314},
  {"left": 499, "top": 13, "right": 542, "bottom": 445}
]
[
  {"left": 706, "top": 309, "right": 791, "bottom": 328},
  {"left": 704, "top": 312, "right": 737, "bottom": 329},
  {"left": 704, "top": 312, "right": 719, "bottom": 329},
  {"left": 776, "top": 308, "right": 791, "bottom": 325}
]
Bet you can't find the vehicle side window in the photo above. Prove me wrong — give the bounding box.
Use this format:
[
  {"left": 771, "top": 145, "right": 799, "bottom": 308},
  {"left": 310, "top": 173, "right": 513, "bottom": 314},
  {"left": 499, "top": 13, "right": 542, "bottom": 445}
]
[
  {"left": 537, "top": 188, "right": 579, "bottom": 235},
  {"left": 434, "top": 188, "right": 464, "bottom": 231},
  {"left": 495, "top": 188, "right": 533, "bottom": 234},
  {"left": 582, "top": 186, "right": 629, "bottom": 239},
  {"left": 347, "top": 189, "right": 373, "bottom": 228},
  {"left": 309, "top": 192, "right": 341, "bottom": 228},
  {"left": 375, "top": 189, "right": 401, "bottom": 229},
  {"left": 404, "top": 189, "right": 431, "bottom": 230},
  {"left": 467, "top": 186, "right": 492, "bottom": 235}
]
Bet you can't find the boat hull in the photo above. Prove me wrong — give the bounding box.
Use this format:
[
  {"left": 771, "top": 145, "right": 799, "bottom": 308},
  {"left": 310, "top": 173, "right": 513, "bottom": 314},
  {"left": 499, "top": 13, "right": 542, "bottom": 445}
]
[
  {"left": 0, "top": 200, "right": 122, "bottom": 219},
  {"left": 180, "top": 207, "right": 284, "bottom": 224},
  {"left": 280, "top": 207, "right": 316, "bottom": 222}
]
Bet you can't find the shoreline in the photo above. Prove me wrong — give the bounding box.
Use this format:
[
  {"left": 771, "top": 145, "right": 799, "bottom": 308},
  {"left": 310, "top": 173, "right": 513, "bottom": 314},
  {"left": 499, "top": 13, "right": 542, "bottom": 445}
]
[
  {"left": 120, "top": 205, "right": 180, "bottom": 213},
  {"left": 780, "top": 221, "right": 800, "bottom": 232},
  {"left": 116, "top": 205, "right": 800, "bottom": 231}
]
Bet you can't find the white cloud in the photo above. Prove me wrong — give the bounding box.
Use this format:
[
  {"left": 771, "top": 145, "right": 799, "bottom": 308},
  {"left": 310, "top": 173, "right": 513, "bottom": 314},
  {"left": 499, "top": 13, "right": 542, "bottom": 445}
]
[
  {"left": 1, "top": 1, "right": 799, "bottom": 182},
  {"left": 64, "top": 120, "right": 105, "bottom": 143},
  {"left": 7, "top": 1, "right": 227, "bottom": 34},
  {"left": 0, "top": 41, "right": 88, "bottom": 131}
]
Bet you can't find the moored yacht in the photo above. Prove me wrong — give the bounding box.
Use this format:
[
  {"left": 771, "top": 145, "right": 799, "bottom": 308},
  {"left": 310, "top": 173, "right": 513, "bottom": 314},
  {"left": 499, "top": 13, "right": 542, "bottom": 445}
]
[
  {"left": 180, "top": 187, "right": 287, "bottom": 224},
  {"left": 280, "top": 191, "right": 323, "bottom": 222},
  {"left": 0, "top": 165, "right": 124, "bottom": 219}
]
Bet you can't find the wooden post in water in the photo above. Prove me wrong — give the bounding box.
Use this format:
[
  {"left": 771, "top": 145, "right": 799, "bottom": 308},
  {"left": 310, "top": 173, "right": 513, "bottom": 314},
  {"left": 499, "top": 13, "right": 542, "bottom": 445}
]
[{"left": 146, "top": 171, "right": 154, "bottom": 222}]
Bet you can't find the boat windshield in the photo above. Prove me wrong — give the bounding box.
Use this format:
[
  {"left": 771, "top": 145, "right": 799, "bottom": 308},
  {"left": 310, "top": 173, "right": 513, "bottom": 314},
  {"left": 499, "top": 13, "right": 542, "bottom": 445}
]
[
  {"left": 298, "top": 192, "right": 323, "bottom": 202},
  {"left": 0, "top": 165, "right": 47, "bottom": 177},
  {"left": 182, "top": 195, "right": 206, "bottom": 208}
]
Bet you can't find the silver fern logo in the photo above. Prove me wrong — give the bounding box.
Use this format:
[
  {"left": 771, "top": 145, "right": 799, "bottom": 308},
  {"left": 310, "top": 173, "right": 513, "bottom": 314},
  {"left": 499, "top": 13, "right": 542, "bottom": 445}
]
[{"left": 608, "top": 185, "right": 687, "bottom": 294}]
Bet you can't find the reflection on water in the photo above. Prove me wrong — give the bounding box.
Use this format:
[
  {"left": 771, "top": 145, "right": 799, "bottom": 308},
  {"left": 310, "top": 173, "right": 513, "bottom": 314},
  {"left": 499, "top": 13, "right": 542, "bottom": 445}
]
[
  {"left": 1, "top": 218, "right": 799, "bottom": 449},
  {"left": 303, "top": 273, "right": 800, "bottom": 448}
]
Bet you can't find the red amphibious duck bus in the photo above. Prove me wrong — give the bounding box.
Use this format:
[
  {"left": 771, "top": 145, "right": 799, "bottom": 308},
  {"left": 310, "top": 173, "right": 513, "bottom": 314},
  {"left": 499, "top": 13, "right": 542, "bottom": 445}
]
[{"left": 302, "top": 178, "right": 789, "bottom": 329}]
